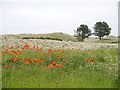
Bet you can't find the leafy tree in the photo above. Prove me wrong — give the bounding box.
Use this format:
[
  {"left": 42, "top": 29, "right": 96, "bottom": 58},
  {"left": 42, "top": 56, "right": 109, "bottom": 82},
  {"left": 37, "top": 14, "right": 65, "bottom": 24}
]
[
  {"left": 93, "top": 21, "right": 111, "bottom": 40},
  {"left": 74, "top": 24, "right": 91, "bottom": 42}
]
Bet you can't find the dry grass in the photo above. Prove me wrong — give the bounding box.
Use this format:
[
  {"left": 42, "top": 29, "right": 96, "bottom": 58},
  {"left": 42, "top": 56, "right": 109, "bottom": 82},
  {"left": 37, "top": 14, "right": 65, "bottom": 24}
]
[{"left": 1, "top": 32, "right": 118, "bottom": 51}]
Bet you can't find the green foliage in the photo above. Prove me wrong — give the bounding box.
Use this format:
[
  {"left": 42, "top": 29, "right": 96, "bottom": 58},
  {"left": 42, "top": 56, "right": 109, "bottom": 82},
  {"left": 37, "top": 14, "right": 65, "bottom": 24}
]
[
  {"left": 22, "top": 37, "right": 62, "bottom": 41},
  {"left": 93, "top": 21, "right": 111, "bottom": 40},
  {"left": 74, "top": 24, "right": 91, "bottom": 42},
  {"left": 2, "top": 48, "right": 118, "bottom": 88}
]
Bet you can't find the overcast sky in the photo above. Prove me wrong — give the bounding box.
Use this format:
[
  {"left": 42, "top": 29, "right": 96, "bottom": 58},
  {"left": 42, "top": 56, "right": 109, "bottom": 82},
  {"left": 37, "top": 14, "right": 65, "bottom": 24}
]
[{"left": 0, "top": 0, "right": 119, "bottom": 35}]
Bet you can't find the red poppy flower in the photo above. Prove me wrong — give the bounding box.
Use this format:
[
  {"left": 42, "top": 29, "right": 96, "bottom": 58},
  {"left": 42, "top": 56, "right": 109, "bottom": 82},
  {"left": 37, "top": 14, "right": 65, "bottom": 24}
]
[
  {"left": 24, "top": 61, "right": 30, "bottom": 65},
  {"left": 52, "top": 61, "right": 57, "bottom": 65},
  {"left": 82, "top": 52, "right": 86, "bottom": 54},
  {"left": 22, "top": 58, "right": 25, "bottom": 62},
  {"left": 47, "top": 64, "right": 55, "bottom": 69},
  {"left": 41, "top": 60, "right": 45, "bottom": 63},
  {"left": 62, "top": 50, "right": 64, "bottom": 53},
  {"left": 85, "top": 60, "right": 89, "bottom": 62},
  {"left": 91, "top": 62, "right": 95, "bottom": 65},
  {"left": 0, "top": 53, "right": 2, "bottom": 56},
  {"left": 4, "top": 65, "right": 8, "bottom": 68},
  {"left": 90, "top": 57, "right": 94, "bottom": 61},
  {"left": 14, "top": 57, "right": 19, "bottom": 61},
  {"left": 55, "top": 64, "right": 62, "bottom": 69}
]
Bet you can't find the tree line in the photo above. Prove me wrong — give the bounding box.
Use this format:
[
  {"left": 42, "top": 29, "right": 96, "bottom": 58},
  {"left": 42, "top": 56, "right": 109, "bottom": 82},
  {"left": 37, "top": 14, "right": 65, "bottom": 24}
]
[{"left": 74, "top": 21, "right": 111, "bottom": 42}]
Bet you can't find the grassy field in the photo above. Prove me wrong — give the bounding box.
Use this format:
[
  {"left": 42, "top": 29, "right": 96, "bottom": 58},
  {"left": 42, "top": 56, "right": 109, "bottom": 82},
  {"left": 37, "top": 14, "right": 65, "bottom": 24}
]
[
  {"left": 1, "top": 33, "right": 119, "bottom": 88},
  {"left": 2, "top": 43, "right": 118, "bottom": 88}
]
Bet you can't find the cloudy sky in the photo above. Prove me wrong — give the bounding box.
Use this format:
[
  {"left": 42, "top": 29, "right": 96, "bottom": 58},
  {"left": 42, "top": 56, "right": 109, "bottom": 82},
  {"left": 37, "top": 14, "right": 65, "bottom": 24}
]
[{"left": 0, "top": 0, "right": 119, "bottom": 35}]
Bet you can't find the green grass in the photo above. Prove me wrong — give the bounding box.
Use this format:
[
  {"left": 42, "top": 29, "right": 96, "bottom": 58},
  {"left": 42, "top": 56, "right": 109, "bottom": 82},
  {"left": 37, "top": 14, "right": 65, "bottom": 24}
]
[{"left": 2, "top": 45, "right": 118, "bottom": 88}]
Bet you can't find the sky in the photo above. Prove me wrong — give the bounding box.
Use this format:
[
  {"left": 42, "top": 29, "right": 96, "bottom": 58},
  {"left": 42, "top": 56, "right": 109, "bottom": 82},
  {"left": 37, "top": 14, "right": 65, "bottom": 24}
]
[{"left": 0, "top": 0, "right": 119, "bottom": 36}]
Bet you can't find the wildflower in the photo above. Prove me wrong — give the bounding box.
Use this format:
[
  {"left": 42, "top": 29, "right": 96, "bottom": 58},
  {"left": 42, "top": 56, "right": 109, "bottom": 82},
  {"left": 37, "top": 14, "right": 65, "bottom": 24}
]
[
  {"left": 13, "top": 60, "right": 17, "bottom": 63},
  {"left": 52, "top": 61, "right": 57, "bottom": 66},
  {"left": 0, "top": 53, "right": 2, "bottom": 56},
  {"left": 22, "top": 58, "right": 25, "bottom": 62},
  {"left": 14, "top": 51, "right": 17, "bottom": 55},
  {"left": 14, "top": 57, "right": 19, "bottom": 61},
  {"left": 37, "top": 48, "right": 41, "bottom": 53},
  {"left": 11, "top": 57, "right": 19, "bottom": 63},
  {"left": 24, "top": 61, "right": 30, "bottom": 65},
  {"left": 47, "top": 64, "right": 55, "bottom": 69},
  {"left": 82, "top": 52, "right": 86, "bottom": 54},
  {"left": 42, "top": 52, "right": 46, "bottom": 56},
  {"left": 90, "top": 57, "right": 94, "bottom": 61},
  {"left": 23, "top": 43, "right": 29, "bottom": 49},
  {"left": 28, "top": 58, "right": 33, "bottom": 62},
  {"left": 55, "top": 64, "right": 62, "bottom": 69},
  {"left": 85, "top": 60, "right": 89, "bottom": 62},
  {"left": 40, "top": 66, "right": 42, "bottom": 69},
  {"left": 9, "top": 52, "right": 12, "bottom": 55},
  {"left": 62, "top": 50, "right": 64, "bottom": 53},
  {"left": 91, "top": 62, "right": 95, "bottom": 65},
  {"left": 33, "top": 59, "right": 37, "bottom": 62},
  {"left": 17, "top": 50, "right": 21, "bottom": 55},
  {"left": 41, "top": 60, "right": 45, "bottom": 63},
  {"left": 35, "top": 62, "right": 39, "bottom": 65},
  {"left": 4, "top": 65, "right": 8, "bottom": 68}
]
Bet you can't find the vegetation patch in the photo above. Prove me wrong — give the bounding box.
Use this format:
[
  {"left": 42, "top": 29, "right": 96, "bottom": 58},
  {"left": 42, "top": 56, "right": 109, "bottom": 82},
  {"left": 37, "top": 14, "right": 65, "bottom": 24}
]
[
  {"left": 22, "top": 37, "right": 63, "bottom": 41},
  {"left": 2, "top": 43, "right": 118, "bottom": 88}
]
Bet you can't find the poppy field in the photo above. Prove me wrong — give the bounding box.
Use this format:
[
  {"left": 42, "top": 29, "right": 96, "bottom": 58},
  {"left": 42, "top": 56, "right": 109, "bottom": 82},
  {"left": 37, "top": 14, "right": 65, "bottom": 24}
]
[{"left": 1, "top": 40, "right": 118, "bottom": 88}]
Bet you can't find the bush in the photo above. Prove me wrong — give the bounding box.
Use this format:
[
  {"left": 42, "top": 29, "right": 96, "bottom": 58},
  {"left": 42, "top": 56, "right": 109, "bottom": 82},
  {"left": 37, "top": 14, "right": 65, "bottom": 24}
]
[{"left": 22, "top": 37, "right": 62, "bottom": 41}]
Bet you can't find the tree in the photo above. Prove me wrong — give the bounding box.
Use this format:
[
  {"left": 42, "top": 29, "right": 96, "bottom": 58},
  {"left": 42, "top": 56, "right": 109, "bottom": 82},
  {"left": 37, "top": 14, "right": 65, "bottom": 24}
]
[
  {"left": 74, "top": 24, "right": 91, "bottom": 42},
  {"left": 93, "top": 21, "right": 111, "bottom": 40}
]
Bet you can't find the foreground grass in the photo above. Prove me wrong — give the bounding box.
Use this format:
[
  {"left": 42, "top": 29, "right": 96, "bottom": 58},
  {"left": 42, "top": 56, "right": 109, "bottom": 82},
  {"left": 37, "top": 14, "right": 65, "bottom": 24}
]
[{"left": 2, "top": 44, "right": 118, "bottom": 88}]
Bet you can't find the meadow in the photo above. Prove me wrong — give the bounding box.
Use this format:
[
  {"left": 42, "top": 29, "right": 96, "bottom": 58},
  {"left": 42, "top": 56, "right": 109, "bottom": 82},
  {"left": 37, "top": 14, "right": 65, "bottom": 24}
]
[{"left": 1, "top": 33, "right": 119, "bottom": 88}]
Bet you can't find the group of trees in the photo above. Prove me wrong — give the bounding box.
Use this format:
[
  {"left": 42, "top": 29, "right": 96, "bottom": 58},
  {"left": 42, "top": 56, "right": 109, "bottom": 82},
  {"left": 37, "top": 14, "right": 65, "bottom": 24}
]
[{"left": 74, "top": 21, "right": 111, "bottom": 42}]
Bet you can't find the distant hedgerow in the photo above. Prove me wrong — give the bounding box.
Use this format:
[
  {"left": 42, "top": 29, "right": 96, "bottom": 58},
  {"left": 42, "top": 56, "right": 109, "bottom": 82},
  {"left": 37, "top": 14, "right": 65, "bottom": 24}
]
[{"left": 22, "top": 37, "right": 62, "bottom": 41}]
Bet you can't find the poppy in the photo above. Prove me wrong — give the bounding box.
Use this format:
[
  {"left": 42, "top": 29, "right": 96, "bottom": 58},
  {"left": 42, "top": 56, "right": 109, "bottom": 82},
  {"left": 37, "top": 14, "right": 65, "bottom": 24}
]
[
  {"left": 47, "top": 64, "right": 55, "bottom": 69},
  {"left": 13, "top": 60, "right": 17, "bottom": 63},
  {"left": 37, "top": 48, "right": 41, "bottom": 53},
  {"left": 0, "top": 53, "right": 2, "bottom": 56},
  {"left": 85, "top": 60, "right": 89, "bottom": 62},
  {"left": 55, "top": 64, "right": 62, "bottom": 69},
  {"left": 22, "top": 58, "right": 25, "bottom": 62},
  {"left": 28, "top": 58, "right": 33, "bottom": 62},
  {"left": 52, "top": 61, "right": 57, "bottom": 66},
  {"left": 35, "top": 62, "right": 39, "bottom": 65},
  {"left": 62, "top": 50, "right": 64, "bottom": 53},
  {"left": 41, "top": 60, "right": 45, "bottom": 63},
  {"left": 90, "top": 57, "right": 94, "bottom": 61},
  {"left": 4, "top": 65, "right": 8, "bottom": 68},
  {"left": 82, "top": 52, "right": 86, "bottom": 54},
  {"left": 24, "top": 43, "right": 29, "bottom": 49},
  {"left": 42, "top": 52, "right": 46, "bottom": 56},
  {"left": 24, "top": 61, "right": 30, "bottom": 65},
  {"left": 33, "top": 59, "right": 37, "bottom": 62},
  {"left": 91, "top": 62, "right": 95, "bottom": 65},
  {"left": 40, "top": 66, "right": 42, "bottom": 69},
  {"left": 14, "top": 57, "right": 19, "bottom": 61}
]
